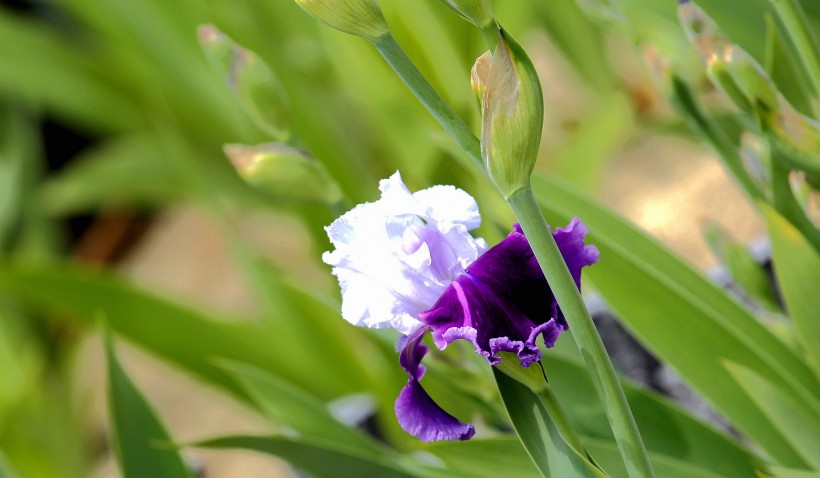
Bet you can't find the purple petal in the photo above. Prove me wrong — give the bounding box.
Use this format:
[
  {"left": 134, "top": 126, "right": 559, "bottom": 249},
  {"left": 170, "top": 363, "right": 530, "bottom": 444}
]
[
  {"left": 419, "top": 218, "right": 598, "bottom": 365},
  {"left": 550, "top": 218, "right": 599, "bottom": 328},
  {"left": 394, "top": 331, "right": 475, "bottom": 442}
]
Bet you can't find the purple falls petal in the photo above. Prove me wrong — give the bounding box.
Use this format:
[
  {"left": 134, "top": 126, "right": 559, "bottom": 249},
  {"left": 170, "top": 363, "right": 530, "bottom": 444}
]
[
  {"left": 419, "top": 218, "right": 598, "bottom": 366},
  {"left": 394, "top": 331, "right": 475, "bottom": 442}
]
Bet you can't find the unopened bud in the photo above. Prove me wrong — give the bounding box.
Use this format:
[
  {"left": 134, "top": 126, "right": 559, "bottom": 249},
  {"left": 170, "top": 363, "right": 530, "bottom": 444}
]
[
  {"left": 226, "top": 143, "right": 341, "bottom": 203},
  {"left": 705, "top": 52, "right": 755, "bottom": 113},
  {"left": 678, "top": 0, "right": 728, "bottom": 61},
  {"left": 438, "top": 0, "right": 494, "bottom": 28},
  {"left": 766, "top": 103, "right": 820, "bottom": 179},
  {"left": 479, "top": 31, "right": 544, "bottom": 198},
  {"left": 294, "top": 0, "right": 388, "bottom": 40},
  {"left": 679, "top": 2, "right": 780, "bottom": 115},
  {"left": 199, "top": 25, "right": 290, "bottom": 140},
  {"left": 717, "top": 46, "right": 778, "bottom": 113}
]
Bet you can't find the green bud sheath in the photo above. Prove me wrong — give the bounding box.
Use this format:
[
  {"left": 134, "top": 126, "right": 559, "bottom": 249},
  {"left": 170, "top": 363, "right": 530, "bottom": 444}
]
[
  {"left": 480, "top": 30, "right": 544, "bottom": 199},
  {"left": 294, "top": 0, "right": 389, "bottom": 40}
]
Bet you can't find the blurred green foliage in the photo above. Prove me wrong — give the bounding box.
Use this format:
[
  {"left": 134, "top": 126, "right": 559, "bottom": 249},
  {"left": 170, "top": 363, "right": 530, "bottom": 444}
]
[{"left": 0, "top": 0, "right": 819, "bottom": 477}]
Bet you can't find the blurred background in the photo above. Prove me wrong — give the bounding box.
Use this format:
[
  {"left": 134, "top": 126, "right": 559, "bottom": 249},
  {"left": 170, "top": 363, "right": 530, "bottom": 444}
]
[{"left": 1, "top": 0, "right": 814, "bottom": 476}]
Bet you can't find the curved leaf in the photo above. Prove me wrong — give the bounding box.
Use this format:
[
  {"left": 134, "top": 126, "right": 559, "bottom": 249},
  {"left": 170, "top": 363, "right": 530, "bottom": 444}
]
[
  {"left": 106, "top": 334, "right": 193, "bottom": 478},
  {"left": 494, "top": 369, "right": 609, "bottom": 478},
  {"left": 762, "top": 205, "right": 820, "bottom": 376}
]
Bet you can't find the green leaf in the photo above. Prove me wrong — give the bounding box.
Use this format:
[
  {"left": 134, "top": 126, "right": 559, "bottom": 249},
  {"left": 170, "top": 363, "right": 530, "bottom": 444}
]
[
  {"left": 221, "top": 361, "right": 386, "bottom": 457},
  {"left": 541, "top": 353, "right": 759, "bottom": 476},
  {"left": 106, "top": 333, "right": 194, "bottom": 478},
  {"left": 0, "top": 449, "right": 20, "bottom": 478},
  {"left": 703, "top": 223, "right": 780, "bottom": 312},
  {"left": 38, "top": 135, "right": 189, "bottom": 216},
  {"left": 765, "top": 466, "right": 820, "bottom": 478},
  {"left": 583, "top": 437, "right": 732, "bottom": 478},
  {"left": 0, "top": 108, "right": 25, "bottom": 251},
  {"left": 762, "top": 204, "right": 820, "bottom": 375},
  {"left": 726, "top": 362, "right": 820, "bottom": 469},
  {"left": 0, "top": 12, "right": 139, "bottom": 131},
  {"left": 763, "top": 15, "right": 814, "bottom": 117},
  {"left": 0, "top": 265, "right": 368, "bottom": 402},
  {"left": 427, "top": 436, "right": 733, "bottom": 478},
  {"left": 494, "top": 369, "right": 609, "bottom": 478},
  {"left": 552, "top": 94, "right": 634, "bottom": 191},
  {"left": 534, "top": 0, "right": 617, "bottom": 93},
  {"left": 195, "top": 435, "right": 418, "bottom": 478},
  {"left": 424, "top": 437, "right": 542, "bottom": 478},
  {"left": 532, "top": 173, "right": 818, "bottom": 467}
]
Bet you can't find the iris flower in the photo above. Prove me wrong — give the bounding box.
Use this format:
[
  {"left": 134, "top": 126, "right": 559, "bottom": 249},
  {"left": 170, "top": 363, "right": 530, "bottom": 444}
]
[{"left": 323, "top": 172, "right": 598, "bottom": 442}]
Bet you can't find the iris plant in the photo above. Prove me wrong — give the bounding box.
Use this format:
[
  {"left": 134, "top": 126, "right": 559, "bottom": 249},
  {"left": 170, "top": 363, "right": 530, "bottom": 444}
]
[{"left": 323, "top": 172, "right": 598, "bottom": 442}]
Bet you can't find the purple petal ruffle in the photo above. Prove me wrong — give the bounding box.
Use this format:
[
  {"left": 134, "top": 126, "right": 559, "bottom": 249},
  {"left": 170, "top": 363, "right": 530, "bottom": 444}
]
[
  {"left": 419, "top": 218, "right": 597, "bottom": 366},
  {"left": 394, "top": 331, "right": 475, "bottom": 442},
  {"left": 395, "top": 218, "right": 598, "bottom": 441}
]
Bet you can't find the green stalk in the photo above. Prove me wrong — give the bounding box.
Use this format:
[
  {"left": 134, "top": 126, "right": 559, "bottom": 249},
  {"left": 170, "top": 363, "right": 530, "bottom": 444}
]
[
  {"left": 370, "top": 33, "right": 482, "bottom": 168},
  {"left": 768, "top": 0, "right": 820, "bottom": 100},
  {"left": 480, "top": 21, "right": 501, "bottom": 49},
  {"left": 370, "top": 29, "right": 653, "bottom": 477},
  {"left": 507, "top": 186, "right": 655, "bottom": 478}
]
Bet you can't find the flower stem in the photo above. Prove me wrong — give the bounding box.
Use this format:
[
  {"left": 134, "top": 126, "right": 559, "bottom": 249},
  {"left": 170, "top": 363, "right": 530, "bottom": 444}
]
[
  {"left": 369, "top": 30, "right": 653, "bottom": 477},
  {"left": 480, "top": 21, "right": 501, "bottom": 50},
  {"left": 370, "top": 33, "right": 483, "bottom": 168},
  {"left": 767, "top": 0, "right": 820, "bottom": 101},
  {"left": 507, "top": 186, "right": 655, "bottom": 478}
]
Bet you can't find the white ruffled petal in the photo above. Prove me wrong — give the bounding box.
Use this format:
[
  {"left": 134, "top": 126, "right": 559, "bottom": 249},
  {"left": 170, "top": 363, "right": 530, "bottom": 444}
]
[
  {"left": 413, "top": 185, "right": 481, "bottom": 229},
  {"left": 323, "top": 171, "right": 485, "bottom": 336}
]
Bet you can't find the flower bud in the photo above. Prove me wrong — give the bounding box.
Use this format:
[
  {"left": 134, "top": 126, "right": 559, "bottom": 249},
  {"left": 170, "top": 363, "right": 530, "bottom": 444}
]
[
  {"left": 199, "top": 25, "right": 290, "bottom": 140},
  {"left": 766, "top": 103, "right": 820, "bottom": 178},
  {"left": 479, "top": 30, "right": 544, "bottom": 198},
  {"left": 438, "top": 0, "right": 494, "bottom": 28},
  {"left": 293, "top": 0, "right": 388, "bottom": 40},
  {"left": 678, "top": 0, "right": 728, "bottom": 60},
  {"left": 679, "top": 1, "right": 778, "bottom": 114},
  {"left": 714, "top": 46, "right": 778, "bottom": 113},
  {"left": 225, "top": 143, "right": 341, "bottom": 203}
]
